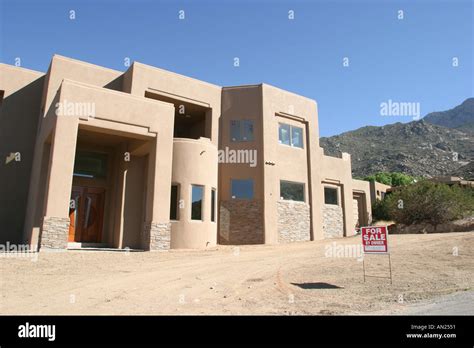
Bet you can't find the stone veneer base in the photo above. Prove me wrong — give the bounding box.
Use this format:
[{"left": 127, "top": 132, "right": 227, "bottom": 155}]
[
  {"left": 144, "top": 222, "right": 171, "bottom": 250},
  {"left": 219, "top": 200, "right": 264, "bottom": 245},
  {"left": 277, "top": 200, "right": 311, "bottom": 243},
  {"left": 40, "top": 216, "right": 69, "bottom": 249},
  {"left": 322, "top": 204, "right": 344, "bottom": 238}
]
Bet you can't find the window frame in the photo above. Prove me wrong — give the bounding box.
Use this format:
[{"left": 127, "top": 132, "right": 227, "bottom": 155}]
[
  {"left": 230, "top": 119, "right": 255, "bottom": 142},
  {"left": 278, "top": 122, "right": 304, "bottom": 149},
  {"left": 280, "top": 180, "right": 305, "bottom": 202},
  {"left": 190, "top": 184, "right": 204, "bottom": 221},
  {"left": 170, "top": 184, "right": 180, "bottom": 221},
  {"left": 211, "top": 188, "right": 216, "bottom": 222},
  {"left": 324, "top": 186, "right": 339, "bottom": 206},
  {"left": 230, "top": 178, "right": 254, "bottom": 200}
]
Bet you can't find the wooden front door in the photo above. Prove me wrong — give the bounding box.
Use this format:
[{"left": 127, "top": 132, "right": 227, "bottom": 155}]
[{"left": 69, "top": 186, "right": 105, "bottom": 243}]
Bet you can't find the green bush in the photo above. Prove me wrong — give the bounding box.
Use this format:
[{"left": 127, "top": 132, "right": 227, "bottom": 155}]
[
  {"left": 372, "top": 198, "right": 391, "bottom": 221},
  {"left": 364, "top": 172, "right": 417, "bottom": 187},
  {"left": 373, "top": 181, "right": 474, "bottom": 227}
]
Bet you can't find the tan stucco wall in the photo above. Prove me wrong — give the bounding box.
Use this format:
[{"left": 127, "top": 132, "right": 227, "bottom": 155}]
[
  {"left": 2, "top": 54, "right": 373, "bottom": 250},
  {"left": 370, "top": 181, "right": 391, "bottom": 203},
  {"left": 0, "top": 64, "right": 44, "bottom": 244},
  {"left": 171, "top": 138, "right": 218, "bottom": 249},
  {"left": 126, "top": 62, "right": 221, "bottom": 146},
  {"left": 320, "top": 153, "right": 356, "bottom": 237},
  {"left": 352, "top": 178, "right": 372, "bottom": 226}
]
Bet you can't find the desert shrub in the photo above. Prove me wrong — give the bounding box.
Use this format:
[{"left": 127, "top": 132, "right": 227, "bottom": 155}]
[
  {"left": 372, "top": 198, "right": 391, "bottom": 221},
  {"left": 379, "top": 181, "right": 474, "bottom": 227}
]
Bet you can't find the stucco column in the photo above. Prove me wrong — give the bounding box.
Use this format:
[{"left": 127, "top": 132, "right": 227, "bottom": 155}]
[
  {"left": 40, "top": 116, "right": 78, "bottom": 249},
  {"left": 143, "top": 133, "right": 173, "bottom": 250}
]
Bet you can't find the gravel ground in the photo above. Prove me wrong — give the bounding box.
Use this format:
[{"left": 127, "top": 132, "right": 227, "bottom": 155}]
[{"left": 0, "top": 232, "right": 472, "bottom": 315}]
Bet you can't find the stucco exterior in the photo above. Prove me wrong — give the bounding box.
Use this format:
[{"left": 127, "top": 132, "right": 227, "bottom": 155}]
[{"left": 0, "top": 55, "right": 373, "bottom": 251}]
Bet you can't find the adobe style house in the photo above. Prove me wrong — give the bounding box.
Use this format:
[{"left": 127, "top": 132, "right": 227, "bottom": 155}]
[{"left": 0, "top": 55, "right": 372, "bottom": 251}]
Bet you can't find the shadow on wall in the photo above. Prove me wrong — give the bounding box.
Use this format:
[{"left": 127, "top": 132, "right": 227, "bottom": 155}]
[{"left": 0, "top": 76, "right": 45, "bottom": 244}]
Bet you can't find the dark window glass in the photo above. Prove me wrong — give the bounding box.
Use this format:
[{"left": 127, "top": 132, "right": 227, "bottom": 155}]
[
  {"left": 230, "top": 120, "right": 241, "bottom": 142},
  {"left": 191, "top": 185, "right": 204, "bottom": 220},
  {"left": 211, "top": 188, "right": 216, "bottom": 222},
  {"left": 324, "top": 187, "right": 338, "bottom": 205},
  {"left": 242, "top": 120, "right": 254, "bottom": 141},
  {"left": 231, "top": 179, "right": 254, "bottom": 199},
  {"left": 280, "top": 181, "right": 305, "bottom": 202},
  {"left": 73, "top": 151, "right": 108, "bottom": 178},
  {"left": 231, "top": 120, "right": 254, "bottom": 142},
  {"left": 170, "top": 185, "right": 179, "bottom": 220}
]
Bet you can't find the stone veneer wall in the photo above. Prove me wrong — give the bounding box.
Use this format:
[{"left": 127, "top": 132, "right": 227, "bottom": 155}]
[
  {"left": 40, "top": 216, "right": 69, "bottom": 249},
  {"left": 143, "top": 222, "right": 171, "bottom": 250},
  {"left": 277, "top": 201, "right": 311, "bottom": 243},
  {"left": 322, "top": 204, "right": 344, "bottom": 238},
  {"left": 219, "top": 200, "right": 263, "bottom": 245}
]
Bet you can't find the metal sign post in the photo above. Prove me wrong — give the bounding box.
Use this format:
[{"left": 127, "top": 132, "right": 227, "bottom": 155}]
[
  {"left": 361, "top": 226, "right": 392, "bottom": 285},
  {"left": 362, "top": 252, "right": 392, "bottom": 284}
]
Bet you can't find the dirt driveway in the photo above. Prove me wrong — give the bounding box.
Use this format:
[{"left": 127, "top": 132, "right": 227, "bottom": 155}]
[{"left": 1, "top": 232, "right": 472, "bottom": 315}]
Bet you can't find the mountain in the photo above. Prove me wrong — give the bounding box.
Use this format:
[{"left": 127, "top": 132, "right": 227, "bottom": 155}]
[
  {"left": 320, "top": 99, "right": 474, "bottom": 178},
  {"left": 423, "top": 98, "right": 474, "bottom": 131},
  {"left": 450, "top": 161, "right": 474, "bottom": 179}
]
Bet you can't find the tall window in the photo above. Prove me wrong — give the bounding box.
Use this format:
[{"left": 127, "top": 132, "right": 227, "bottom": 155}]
[
  {"left": 278, "top": 123, "right": 304, "bottom": 148},
  {"left": 324, "top": 187, "right": 338, "bottom": 205},
  {"left": 170, "top": 184, "right": 179, "bottom": 220},
  {"left": 191, "top": 185, "right": 204, "bottom": 220},
  {"left": 231, "top": 179, "right": 254, "bottom": 199},
  {"left": 211, "top": 188, "right": 216, "bottom": 222},
  {"left": 230, "top": 120, "right": 254, "bottom": 142},
  {"left": 280, "top": 181, "right": 305, "bottom": 202}
]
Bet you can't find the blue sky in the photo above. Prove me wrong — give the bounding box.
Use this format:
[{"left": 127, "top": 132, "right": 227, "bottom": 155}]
[{"left": 1, "top": 0, "right": 472, "bottom": 136}]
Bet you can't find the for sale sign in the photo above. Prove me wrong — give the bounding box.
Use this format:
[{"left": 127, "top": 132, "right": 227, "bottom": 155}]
[{"left": 361, "top": 226, "right": 388, "bottom": 253}]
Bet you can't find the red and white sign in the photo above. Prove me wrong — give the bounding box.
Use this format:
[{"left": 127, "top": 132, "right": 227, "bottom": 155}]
[{"left": 361, "top": 226, "right": 388, "bottom": 253}]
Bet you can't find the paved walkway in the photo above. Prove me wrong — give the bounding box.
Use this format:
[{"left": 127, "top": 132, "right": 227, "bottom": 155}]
[{"left": 403, "top": 290, "right": 474, "bottom": 315}]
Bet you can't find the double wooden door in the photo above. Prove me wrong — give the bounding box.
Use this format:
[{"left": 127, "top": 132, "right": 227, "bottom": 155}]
[{"left": 68, "top": 186, "right": 105, "bottom": 243}]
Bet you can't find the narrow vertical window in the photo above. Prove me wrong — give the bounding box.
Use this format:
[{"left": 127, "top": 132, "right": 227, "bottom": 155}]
[
  {"left": 170, "top": 184, "right": 179, "bottom": 220},
  {"left": 211, "top": 188, "right": 216, "bottom": 222},
  {"left": 191, "top": 185, "right": 204, "bottom": 221},
  {"left": 291, "top": 126, "right": 303, "bottom": 148},
  {"left": 230, "top": 120, "right": 241, "bottom": 142},
  {"left": 242, "top": 120, "right": 254, "bottom": 141},
  {"left": 278, "top": 123, "right": 291, "bottom": 145}
]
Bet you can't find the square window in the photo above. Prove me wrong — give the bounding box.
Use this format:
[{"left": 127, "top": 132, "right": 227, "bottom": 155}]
[
  {"left": 280, "top": 181, "right": 305, "bottom": 202},
  {"left": 324, "top": 187, "right": 338, "bottom": 205},
  {"left": 231, "top": 179, "right": 254, "bottom": 199}
]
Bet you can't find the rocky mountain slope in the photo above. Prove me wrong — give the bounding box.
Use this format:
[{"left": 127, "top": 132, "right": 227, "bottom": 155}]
[
  {"left": 320, "top": 99, "right": 474, "bottom": 178},
  {"left": 423, "top": 98, "right": 474, "bottom": 131}
]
